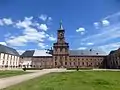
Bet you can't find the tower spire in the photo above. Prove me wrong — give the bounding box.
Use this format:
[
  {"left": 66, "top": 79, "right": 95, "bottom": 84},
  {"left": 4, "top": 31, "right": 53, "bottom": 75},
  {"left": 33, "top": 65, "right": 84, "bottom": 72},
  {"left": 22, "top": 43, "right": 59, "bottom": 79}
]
[{"left": 59, "top": 20, "right": 63, "bottom": 30}]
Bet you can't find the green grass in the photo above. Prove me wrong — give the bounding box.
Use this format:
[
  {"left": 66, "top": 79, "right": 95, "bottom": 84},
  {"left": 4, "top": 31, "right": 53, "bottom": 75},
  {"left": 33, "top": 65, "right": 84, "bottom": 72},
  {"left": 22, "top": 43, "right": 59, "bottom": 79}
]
[
  {"left": 3, "top": 71, "right": 120, "bottom": 90},
  {"left": 0, "top": 70, "right": 29, "bottom": 78}
]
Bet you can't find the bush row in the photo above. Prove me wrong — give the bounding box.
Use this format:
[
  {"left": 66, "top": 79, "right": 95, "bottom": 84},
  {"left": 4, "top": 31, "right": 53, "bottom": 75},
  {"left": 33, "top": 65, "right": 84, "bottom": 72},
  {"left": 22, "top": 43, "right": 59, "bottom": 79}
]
[
  {"left": 23, "top": 68, "right": 43, "bottom": 70},
  {"left": 66, "top": 67, "right": 93, "bottom": 70}
]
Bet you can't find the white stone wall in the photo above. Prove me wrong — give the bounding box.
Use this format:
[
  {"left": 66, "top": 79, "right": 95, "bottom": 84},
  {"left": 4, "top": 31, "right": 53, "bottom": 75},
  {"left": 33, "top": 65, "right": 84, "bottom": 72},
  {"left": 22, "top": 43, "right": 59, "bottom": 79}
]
[
  {"left": 0, "top": 53, "right": 20, "bottom": 68},
  {"left": 20, "top": 57, "right": 32, "bottom": 68}
]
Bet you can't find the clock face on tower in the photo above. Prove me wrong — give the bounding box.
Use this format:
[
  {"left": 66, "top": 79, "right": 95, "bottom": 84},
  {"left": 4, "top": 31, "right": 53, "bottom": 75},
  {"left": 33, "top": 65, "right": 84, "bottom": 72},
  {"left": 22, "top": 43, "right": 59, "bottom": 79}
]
[{"left": 59, "top": 32, "right": 64, "bottom": 38}]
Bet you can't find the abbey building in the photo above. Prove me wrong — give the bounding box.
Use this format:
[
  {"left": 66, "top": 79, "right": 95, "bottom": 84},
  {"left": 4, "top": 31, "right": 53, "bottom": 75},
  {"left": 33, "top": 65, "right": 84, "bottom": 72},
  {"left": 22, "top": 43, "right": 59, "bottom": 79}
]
[{"left": 20, "top": 22, "right": 107, "bottom": 69}]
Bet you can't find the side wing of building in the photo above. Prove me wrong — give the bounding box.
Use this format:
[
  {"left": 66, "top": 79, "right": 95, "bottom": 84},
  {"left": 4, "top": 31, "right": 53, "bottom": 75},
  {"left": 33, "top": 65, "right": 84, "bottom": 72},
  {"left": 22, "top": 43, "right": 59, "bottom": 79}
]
[
  {"left": 106, "top": 48, "right": 120, "bottom": 69},
  {"left": 0, "top": 44, "right": 20, "bottom": 68},
  {"left": 20, "top": 50, "right": 53, "bottom": 68}
]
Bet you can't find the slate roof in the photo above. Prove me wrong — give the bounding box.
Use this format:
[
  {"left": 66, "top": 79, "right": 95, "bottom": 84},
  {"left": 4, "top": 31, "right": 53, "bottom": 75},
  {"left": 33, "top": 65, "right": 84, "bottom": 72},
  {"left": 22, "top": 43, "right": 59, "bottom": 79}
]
[
  {"left": 69, "top": 49, "right": 107, "bottom": 56},
  {"left": 21, "top": 50, "right": 35, "bottom": 57},
  {"left": 109, "top": 50, "right": 116, "bottom": 55},
  {"left": 21, "top": 50, "right": 52, "bottom": 57},
  {"left": 21, "top": 49, "right": 107, "bottom": 57},
  {"left": 33, "top": 50, "right": 52, "bottom": 56},
  {"left": 0, "top": 44, "right": 19, "bottom": 56}
]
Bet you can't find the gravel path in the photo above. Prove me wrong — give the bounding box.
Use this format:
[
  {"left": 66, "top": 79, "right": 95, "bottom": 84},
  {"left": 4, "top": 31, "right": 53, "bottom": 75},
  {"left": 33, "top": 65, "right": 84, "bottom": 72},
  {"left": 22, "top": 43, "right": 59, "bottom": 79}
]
[{"left": 0, "top": 69, "right": 67, "bottom": 89}]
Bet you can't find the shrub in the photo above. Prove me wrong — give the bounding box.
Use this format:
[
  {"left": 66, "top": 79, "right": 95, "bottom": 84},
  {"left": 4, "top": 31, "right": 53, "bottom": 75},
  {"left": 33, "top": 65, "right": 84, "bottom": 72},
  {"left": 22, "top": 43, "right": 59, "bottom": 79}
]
[
  {"left": 24, "top": 68, "right": 43, "bottom": 70},
  {"left": 66, "top": 67, "right": 93, "bottom": 70}
]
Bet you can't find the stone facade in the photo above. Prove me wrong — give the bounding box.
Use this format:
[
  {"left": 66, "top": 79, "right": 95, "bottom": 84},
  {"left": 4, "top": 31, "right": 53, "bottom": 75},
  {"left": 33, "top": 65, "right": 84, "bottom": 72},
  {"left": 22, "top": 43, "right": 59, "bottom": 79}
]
[
  {"left": 0, "top": 53, "right": 19, "bottom": 68},
  {"left": 106, "top": 48, "right": 120, "bottom": 69},
  {"left": 32, "top": 56, "right": 53, "bottom": 68},
  {"left": 53, "top": 29, "right": 69, "bottom": 68}
]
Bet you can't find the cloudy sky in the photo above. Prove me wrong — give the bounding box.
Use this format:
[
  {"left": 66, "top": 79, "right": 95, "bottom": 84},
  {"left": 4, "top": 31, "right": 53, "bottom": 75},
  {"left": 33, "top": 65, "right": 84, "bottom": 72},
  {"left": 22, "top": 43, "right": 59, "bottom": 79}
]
[{"left": 0, "top": 0, "right": 120, "bottom": 54}]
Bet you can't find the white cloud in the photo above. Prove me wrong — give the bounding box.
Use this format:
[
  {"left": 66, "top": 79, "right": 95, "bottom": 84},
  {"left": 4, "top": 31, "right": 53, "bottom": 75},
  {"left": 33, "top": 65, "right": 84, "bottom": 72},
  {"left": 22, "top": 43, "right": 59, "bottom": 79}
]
[
  {"left": 5, "top": 16, "right": 48, "bottom": 47},
  {"left": 6, "top": 27, "right": 47, "bottom": 46},
  {"left": 76, "top": 27, "right": 85, "bottom": 32},
  {"left": 48, "top": 35, "right": 56, "bottom": 41},
  {"left": 6, "top": 36, "right": 28, "bottom": 46},
  {"left": 81, "top": 12, "right": 120, "bottom": 54},
  {"left": 0, "top": 18, "right": 13, "bottom": 25},
  {"left": 25, "top": 16, "right": 33, "bottom": 21},
  {"left": 38, "top": 43, "right": 46, "bottom": 48},
  {"left": 93, "top": 22, "right": 100, "bottom": 29},
  {"left": 86, "top": 42, "right": 94, "bottom": 46},
  {"left": 0, "top": 42, "right": 7, "bottom": 46},
  {"left": 97, "top": 42, "right": 120, "bottom": 54},
  {"left": 93, "top": 12, "right": 120, "bottom": 29},
  {"left": 82, "top": 23, "right": 120, "bottom": 44},
  {"left": 48, "top": 17, "right": 52, "bottom": 21},
  {"left": 0, "top": 15, "right": 53, "bottom": 48},
  {"left": 15, "top": 17, "right": 33, "bottom": 28},
  {"left": 38, "top": 24, "right": 48, "bottom": 31},
  {"left": 39, "top": 14, "right": 47, "bottom": 21},
  {"left": 2, "top": 18, "right": 13, "bottom": 25},
  {"left": 79, "top": 42, "right": 94, "bottom": 46},
  {"left": 76, "top": 27, "right": 85, "bottom": 35},
  {"left": 81, "top": 32, "right": 85, "bottom": 35},
  {"left": 102, "top": 20, "right": 110, "bottom": 26},
  {"left": 24, "top": 28, "right": 46, "bottom": 42},
  {"left": 103, "top": 12, "right": 120, "bottom": 20},
  {"left": 78, "top": 47, "right": 87, "bottom": 50}
]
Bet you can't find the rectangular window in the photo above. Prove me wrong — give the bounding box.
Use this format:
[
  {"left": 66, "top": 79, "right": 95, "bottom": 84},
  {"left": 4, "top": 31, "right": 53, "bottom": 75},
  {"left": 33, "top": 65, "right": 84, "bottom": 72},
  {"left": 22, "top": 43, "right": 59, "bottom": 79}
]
[
  {"left": 82, "top": 62, "right": 84, "bottom": 66},
  {"left": 74, "top": 62, "right": 76, "bottom": 65},
  {"left": 3, "top": 54, "right": 5, "bottom": 59},
  {"left": 65, "top": 49, "right": 68, "bottom": 52},
  {"left": 60, "top": 48, "right": 62, "bottom": 52},
  {"left": 6, "top": 61, "right": 8, "bottom": 64},
  {"left": 55, "top": 62, "right": 57, "bottom": 66},
  {"left": 65, "top": 62, "right": 67, "bottom": 65},
  {"left": 60, "top": 56, "right": 62, "bottom": 60},
  {"left": 2, "top": 61, "right": 4, "bottom": 64},
  {"left": 65, "top": 56, "right": 67, "bottom": 60},
  {"left": 55, "top": 56, "right": 57, "bottom": 60},
  {"left": 86, "top": 62, "right": 88, "bottom": 66},
  {"left": 7, "top": 55, "right": 9, "bottom": 60}
]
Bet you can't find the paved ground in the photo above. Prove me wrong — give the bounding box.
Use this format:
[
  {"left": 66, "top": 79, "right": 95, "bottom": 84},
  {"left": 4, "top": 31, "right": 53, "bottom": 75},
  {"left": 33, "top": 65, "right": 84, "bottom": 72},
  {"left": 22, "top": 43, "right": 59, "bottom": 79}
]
[{"left": 0, "top": 69, "right": 67, "bottom": 89}]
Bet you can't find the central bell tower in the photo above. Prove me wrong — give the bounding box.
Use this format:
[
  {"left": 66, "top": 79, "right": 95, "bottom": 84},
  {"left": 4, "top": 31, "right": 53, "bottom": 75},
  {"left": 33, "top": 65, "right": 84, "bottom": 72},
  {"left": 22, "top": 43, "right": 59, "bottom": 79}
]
[{"left": 53, "top": 21, "right": 69, "bottom": 68}]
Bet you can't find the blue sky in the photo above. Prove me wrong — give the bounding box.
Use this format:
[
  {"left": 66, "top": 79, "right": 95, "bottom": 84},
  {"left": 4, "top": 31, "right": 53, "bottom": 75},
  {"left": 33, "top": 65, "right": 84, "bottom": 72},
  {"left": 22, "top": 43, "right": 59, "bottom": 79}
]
[{"left": 0, "top": 0, "right": 120, "bottom": 54}]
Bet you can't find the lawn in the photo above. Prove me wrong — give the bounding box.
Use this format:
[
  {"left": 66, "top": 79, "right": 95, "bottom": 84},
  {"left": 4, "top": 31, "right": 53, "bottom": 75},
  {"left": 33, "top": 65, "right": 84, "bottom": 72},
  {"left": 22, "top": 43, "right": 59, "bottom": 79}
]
[
  {"left": 3, "top": 71, "right": 120, "bottom": 90},
  {"left": 0, "top": 70, "right": 29, "bottom": 78}
]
